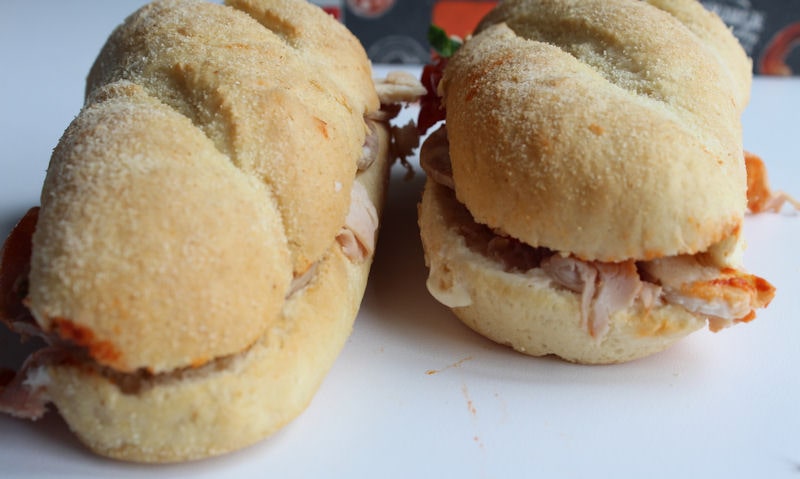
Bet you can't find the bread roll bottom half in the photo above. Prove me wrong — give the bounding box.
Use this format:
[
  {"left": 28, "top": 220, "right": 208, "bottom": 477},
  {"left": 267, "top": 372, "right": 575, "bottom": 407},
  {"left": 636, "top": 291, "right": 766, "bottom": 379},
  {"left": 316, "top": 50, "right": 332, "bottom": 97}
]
[{"left": 419, "top": 153, "right": 775, "bottom": 365}]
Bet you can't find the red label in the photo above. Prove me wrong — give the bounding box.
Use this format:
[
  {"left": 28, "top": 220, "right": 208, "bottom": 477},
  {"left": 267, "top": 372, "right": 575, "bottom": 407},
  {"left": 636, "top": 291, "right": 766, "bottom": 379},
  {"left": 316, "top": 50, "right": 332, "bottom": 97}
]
[
  {"left": 347, "top": 0, "right": 395, "bottom": 18},
  {"left": 322, "top": 6, "right": 343, "bottom": 20}
]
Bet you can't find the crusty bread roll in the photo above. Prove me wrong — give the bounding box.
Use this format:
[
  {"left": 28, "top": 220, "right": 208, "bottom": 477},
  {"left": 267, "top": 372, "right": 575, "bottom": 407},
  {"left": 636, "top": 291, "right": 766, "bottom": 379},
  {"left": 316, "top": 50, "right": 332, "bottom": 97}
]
[
  {"left": 418, "top": 0, "right": 774, "bottom": 364},
  {"left": 0, "top": 0, "right": 421, "bottom": 463},
  {"left": 41, "top": 126, "right": 391, "bottom": 461}
]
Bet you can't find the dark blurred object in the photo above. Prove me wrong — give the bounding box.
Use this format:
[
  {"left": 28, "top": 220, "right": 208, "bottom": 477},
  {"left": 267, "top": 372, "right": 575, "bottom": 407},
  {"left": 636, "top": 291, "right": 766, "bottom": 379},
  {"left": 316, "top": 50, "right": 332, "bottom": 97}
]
[
  {"left": 309, "top": 0, "right": 494, "bottom": 64},
  {"left": 311, "top": 0, "right": 800, "bottom": 75},
  {"left": 701, "top": 0, "right": 800, "bottom": 75}
]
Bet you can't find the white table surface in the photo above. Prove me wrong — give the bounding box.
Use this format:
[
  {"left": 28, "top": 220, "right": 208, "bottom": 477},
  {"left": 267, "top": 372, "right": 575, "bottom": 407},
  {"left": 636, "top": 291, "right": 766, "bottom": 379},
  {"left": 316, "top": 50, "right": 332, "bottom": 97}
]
[{"left": 1, "top": 2, "right": 799, "bottom": 478}]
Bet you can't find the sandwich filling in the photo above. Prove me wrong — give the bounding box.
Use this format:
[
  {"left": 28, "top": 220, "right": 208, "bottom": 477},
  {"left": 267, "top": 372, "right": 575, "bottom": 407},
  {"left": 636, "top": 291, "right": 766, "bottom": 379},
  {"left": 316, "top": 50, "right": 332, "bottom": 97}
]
[{"left": 421, "top": 125, "right": 775, "bottom": 339}]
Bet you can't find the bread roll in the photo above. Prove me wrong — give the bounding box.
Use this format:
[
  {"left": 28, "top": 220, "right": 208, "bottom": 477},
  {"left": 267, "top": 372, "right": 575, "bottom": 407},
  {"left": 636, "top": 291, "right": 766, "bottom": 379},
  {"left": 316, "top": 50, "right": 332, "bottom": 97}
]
[
  {"left": 43, "top": 123, "right": 391, "bottom": 461},
  {"left": 418, "top": 0, "right": 774, "bottom": 364},
  {"left": 0, "top": 0, "right": 415, "bottom": 462}
]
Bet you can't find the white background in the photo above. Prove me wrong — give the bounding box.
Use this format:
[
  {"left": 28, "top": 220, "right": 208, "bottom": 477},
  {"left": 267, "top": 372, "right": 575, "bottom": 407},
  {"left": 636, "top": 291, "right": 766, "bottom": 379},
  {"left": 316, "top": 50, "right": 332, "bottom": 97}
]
[{"left": 1, "top": 1, "right": 799, "bottom": 477}]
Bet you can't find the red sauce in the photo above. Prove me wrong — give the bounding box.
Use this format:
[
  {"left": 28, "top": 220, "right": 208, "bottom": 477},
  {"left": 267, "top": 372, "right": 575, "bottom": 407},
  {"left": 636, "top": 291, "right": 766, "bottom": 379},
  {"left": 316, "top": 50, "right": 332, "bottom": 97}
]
[
  {"left": 417, "top": 56, "right": 448, "bottom": 134},
  {"left": 52, "top": 317, "right": 122, "bottom": 365},
  {"left": 0, "top": 207, "right": 38, "bottom": 322}
]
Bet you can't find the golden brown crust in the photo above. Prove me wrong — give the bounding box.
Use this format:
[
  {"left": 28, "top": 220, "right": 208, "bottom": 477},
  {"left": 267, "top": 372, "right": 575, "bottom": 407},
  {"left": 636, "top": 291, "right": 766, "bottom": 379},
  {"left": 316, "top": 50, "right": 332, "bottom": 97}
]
[
  {"left": 641, "top": 0, "right": 752, "bottom": 111},
  {"left": 444, "top": 0, "right": 749, "bottom": 262},
  {"left": 419, "top": 179, "right": 705, "bottom": 364},
  {"left": 226, "top": 0, "right": 379, "bottom": 116},
  {"left": 86, "top": 0, "right": 378, "bottom": 274},
  {"left": 28, "top": 0, "right": 380, "bottom": 373},
  {"left": 29, "top": 81, "right": 292, "bottom": 373}
]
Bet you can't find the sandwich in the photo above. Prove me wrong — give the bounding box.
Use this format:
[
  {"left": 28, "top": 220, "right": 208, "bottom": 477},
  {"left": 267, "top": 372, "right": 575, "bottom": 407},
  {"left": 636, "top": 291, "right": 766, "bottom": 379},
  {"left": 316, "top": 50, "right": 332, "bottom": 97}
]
[
  {"left": 0, "top": 0, "right": 423, "bottom": 462},
  {"left": 417, "top": 0, "right": 776, "bottom": 364}
]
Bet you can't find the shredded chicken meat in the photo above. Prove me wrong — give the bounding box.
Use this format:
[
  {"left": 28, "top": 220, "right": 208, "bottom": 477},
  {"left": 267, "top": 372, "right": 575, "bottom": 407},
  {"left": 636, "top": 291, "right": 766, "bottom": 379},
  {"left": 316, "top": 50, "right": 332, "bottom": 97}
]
[
  {"left": 373, "top": 71, "right": 428, "bottom": 106},
  {"left": 336, "top": 181, "right": 379, "bottom": 262},
  {"left": 0, "top": 348, "right": 57, "bottom": 420},
  {"left": 640, "top": 255, "right": 774, "bottom": 331},
  {"left": 542, "top": 256, "right": 643, "bottom": 339},
  {"left": 339, "top": 71, "right": 426, "bottom": 262},
  {"left": 745, "top": 151, "right": 800, "bottom": 213}
]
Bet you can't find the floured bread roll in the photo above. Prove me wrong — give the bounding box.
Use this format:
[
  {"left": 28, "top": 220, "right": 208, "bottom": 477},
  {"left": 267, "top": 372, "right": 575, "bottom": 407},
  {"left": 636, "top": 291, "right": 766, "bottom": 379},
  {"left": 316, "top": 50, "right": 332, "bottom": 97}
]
[
  {"left": 0, "top": 0, "right": 423, "bottom": 463},
  {"left": 418, "top": 0, "right": 775, "bottom": 364}
]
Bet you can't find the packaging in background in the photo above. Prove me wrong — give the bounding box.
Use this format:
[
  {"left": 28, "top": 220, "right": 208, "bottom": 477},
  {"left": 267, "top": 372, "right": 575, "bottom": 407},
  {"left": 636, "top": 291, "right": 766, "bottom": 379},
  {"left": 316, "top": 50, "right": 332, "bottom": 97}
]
[
  {"left": 701, "top": 0, "right": 800, "bottom": 75},
  {"left": 311, "top": 0, "right": 494, "bottom": 63},
  {"left": 312, "top": 0, "right": 800, "bottom": 75}
]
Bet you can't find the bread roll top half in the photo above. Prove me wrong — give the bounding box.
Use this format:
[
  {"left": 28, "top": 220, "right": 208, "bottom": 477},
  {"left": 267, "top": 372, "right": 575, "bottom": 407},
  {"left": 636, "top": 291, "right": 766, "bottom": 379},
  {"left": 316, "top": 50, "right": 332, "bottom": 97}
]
[
  {"left": 442, "top": 0, "right": 751, "bottom": 262},
  {"left": 27, "top": 0, "right": 379, "bottom": 374},
  {"left": 87, "top": 0, "right": 379, "bottom": 274}
]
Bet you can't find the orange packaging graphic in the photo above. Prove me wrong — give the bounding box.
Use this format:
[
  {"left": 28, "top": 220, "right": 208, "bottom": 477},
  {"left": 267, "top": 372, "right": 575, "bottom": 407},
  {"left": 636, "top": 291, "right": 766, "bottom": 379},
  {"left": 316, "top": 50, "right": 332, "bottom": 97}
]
[
  {"left": 702, "top": 0, "right": 800, "bottom": 75},
  {"left": 430, "top": 1, "right": 496, "bottom": 39},
  {"left": 311, "top": 0, "right": 800, "bottom": 75}
]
